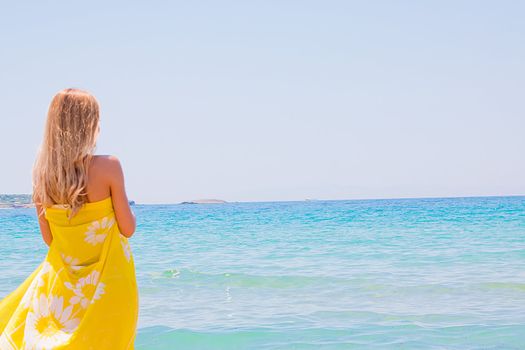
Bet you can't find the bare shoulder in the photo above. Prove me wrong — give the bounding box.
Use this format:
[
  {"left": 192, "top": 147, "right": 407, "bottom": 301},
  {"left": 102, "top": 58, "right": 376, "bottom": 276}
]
[
  {"left": 91, "top": 155, "right": 125, "bottom": 181},
  {"left": 91, "top": 155, "right": 135, "bottom": 237},
  {"left": 92, "top": 155, "right": 122, "bottom": 170}
]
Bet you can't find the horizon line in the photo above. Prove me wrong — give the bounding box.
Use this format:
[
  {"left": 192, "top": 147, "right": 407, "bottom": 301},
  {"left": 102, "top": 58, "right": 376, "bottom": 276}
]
[
  {"left": 1, "top": 193, "right": 524, "bottom": 206},
  {"left": 145, "top": 193, "right": 525, "bottom": 205}
]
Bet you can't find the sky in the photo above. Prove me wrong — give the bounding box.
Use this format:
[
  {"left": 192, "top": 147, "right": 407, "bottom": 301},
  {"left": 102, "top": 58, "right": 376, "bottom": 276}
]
[{"left": 0, "top": 1, "right": 524, "bottom": 204}]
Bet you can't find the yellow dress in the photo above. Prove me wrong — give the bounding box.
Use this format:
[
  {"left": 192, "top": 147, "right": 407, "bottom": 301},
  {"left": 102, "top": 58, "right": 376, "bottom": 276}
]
[{"left": 0, "top": 196, "right": 138, "bottom": 350}]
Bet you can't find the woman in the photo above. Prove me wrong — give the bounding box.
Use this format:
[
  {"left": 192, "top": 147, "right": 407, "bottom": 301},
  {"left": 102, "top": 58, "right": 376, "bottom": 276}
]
[{"left": 0, "top": 88, "right": 139, "bottom": 349}]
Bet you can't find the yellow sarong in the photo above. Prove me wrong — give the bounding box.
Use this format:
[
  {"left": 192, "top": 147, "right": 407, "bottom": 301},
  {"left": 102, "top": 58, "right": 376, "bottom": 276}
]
[{"left": 0, "top": 196, "right": 138, "bottom": 349}]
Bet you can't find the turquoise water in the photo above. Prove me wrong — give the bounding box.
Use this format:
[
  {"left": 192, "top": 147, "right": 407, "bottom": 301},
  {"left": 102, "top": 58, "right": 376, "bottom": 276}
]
[{"left": 1, "top": 196, "right": 524, "bottom": 349}]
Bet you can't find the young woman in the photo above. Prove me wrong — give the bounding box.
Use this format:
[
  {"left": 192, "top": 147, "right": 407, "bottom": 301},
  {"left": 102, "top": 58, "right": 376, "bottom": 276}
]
[{"left": 0, "top": 88, "right": 139, "bottom": 349}]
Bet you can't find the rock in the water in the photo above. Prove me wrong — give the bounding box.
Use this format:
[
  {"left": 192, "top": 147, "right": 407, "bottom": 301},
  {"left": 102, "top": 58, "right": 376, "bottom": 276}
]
[{"left": 180, "top": 199, "right": 227, "bottom": 204}]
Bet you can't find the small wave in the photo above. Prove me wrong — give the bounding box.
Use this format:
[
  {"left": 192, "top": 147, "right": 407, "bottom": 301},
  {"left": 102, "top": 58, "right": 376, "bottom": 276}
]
[
  {"left": 479, "top": 282, "right": 525, "bottom": 292},
  {"left": 149, "top": 270, "right": 525, "bottom": 294},
  {"left": 150, "top": 269, "right": 337, "bottom": 288}
]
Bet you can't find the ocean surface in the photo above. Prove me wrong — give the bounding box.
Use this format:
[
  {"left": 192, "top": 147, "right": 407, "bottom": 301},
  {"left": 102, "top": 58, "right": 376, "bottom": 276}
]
[{"left": 1, "top": 196, "right": 524, "bottom": 349}]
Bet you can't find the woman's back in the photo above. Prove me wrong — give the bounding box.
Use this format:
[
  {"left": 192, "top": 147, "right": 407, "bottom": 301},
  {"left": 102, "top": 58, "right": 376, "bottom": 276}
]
[
  {"left": 36, "top": 155, "right": 136, "bottom": 245},
  {"left": 85, "top": 155, "right": 112, "bottom": 204},
  {"left": 0, "top": 89, "right": 139, "bottom": 349},
  {"left": 47, "top": 196, "right": 116, "bottom": 269}
]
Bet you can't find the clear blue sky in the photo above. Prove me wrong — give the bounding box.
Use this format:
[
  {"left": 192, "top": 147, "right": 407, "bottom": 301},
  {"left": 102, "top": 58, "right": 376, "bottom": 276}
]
[{"left": 1, "top": 1, "right": 524, "bottom": 203}]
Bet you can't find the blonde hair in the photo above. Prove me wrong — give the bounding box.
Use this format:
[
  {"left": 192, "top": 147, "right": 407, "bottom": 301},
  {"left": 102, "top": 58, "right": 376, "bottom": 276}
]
[{"left": 32, "top": 88, "right": 100, "bottom": 219}]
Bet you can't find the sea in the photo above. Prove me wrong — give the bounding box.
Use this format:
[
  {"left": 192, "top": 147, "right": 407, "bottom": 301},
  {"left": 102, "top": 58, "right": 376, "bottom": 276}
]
[{"left": 1, "top": 196, "right": 524, "bottom": 349}]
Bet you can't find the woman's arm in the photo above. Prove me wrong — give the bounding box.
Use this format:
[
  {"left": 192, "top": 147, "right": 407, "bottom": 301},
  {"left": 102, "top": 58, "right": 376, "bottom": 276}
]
[
  {"left": 106, "top": 156, "right": 136, "bottom": 238},
  {"left": 35, "top": 198, "right": 53, "bottom": 246}
]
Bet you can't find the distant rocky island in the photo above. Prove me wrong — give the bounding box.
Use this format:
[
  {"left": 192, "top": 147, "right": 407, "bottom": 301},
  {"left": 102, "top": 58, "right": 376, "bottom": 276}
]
[
  {"left": 180, "top": 199, "right": 227, "bottom": 204},
  {"left": 0, "top": 194, "right": 136, "bottom": 209},
  {"left": 1, "top": 193, "right": 230, "bottom": 207},
  {"left": 0, "top": 194, "right": 33, "bottom": 208}
]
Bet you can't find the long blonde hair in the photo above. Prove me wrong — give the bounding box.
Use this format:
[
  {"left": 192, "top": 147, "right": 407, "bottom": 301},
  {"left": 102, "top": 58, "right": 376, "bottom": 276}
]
[{"left": 32, "top": 88, "right": 100, "bottom": 219}]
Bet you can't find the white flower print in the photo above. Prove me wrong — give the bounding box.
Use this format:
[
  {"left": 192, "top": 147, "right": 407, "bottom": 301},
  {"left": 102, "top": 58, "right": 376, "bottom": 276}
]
[
  {"left": 0, "top": 332, "right": 15, "bottom": 350},
  {"left": 24, "top": 294, "right": 80, "bottom": 350},
  {"left": 120, "top": 236, "right": 132, "bottom": 263},
  {"left": 94, "top": 283, "right": 105, "bottom": 302},
  {"left": 84, "top": 216, "right": 115, "bottom": 245},
  {"left": 61, "top": 253, "right": 81, "bottom": 271},
  {"left": 21, "top": 262, "right": 52, "bottom": 308},
  {"left": 64, "top": 270, "right": 105, "bottom": 308}
]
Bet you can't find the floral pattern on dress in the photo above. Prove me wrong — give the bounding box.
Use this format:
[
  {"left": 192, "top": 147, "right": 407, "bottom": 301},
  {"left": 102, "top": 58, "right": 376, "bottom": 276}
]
[
  {"left": 24, "top": 294, "right": 80, "bottom": 350},
  {"left": 21, "top": 262, "right": 52, "bottom": 308},
  {"left": 120, "top": 235, "right": 132, "bottom": 263},
  {"left": 84, "top": 216, "right": 115, "bottom": 245},
  {"left": 0, "top": 333, "right": 16, "bottom": 350},
  {"left": 60, "top": 253, "right": 81, "bottom": 271},
  {"left": 64, "top": 270, "right": 105, "bottom": 308},
  {"left": 0, "top": 197, "right": 138, "bottom": 349}
]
